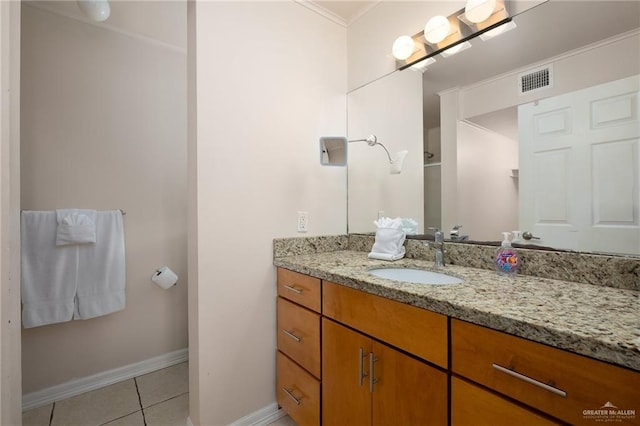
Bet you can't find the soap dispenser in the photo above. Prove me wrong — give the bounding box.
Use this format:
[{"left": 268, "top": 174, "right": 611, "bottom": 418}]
[{"left": 495, "top": 232, "right": 519, "bottom": 276}]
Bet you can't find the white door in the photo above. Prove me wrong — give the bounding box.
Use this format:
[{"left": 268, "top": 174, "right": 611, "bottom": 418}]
[{"left": 519, "top": 75, "right": 640, "bottom": 255}]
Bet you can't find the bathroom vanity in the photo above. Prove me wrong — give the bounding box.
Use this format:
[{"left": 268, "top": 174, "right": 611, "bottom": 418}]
[{"left": 274, "top": 244, "right": 639, "bottom": 426}]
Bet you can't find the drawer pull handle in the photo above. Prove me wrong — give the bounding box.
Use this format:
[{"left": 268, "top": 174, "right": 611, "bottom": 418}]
[
  {"left": 492, "top": 363, "right": 567, "bottom": 398},
  {"left": 282, "top": 329, "right": 302, "bottom": 342},
  {"left": 283, "top": 285, "right": 303, "bottom": 294},
  {"left": 358, "top": 348, "right": 368, "bottom": 386},
  {"left": 369, "top": 352, "right": 379, "bottom": 393},
  {"left": 281, "top": 387, "right": 302, "bottom": 405}
]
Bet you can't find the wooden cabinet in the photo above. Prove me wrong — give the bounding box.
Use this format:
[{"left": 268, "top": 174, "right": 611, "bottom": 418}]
[
  {"left": 322, "top": 280, "right": 448, "bottom": 425},
  {"left": 322, "top": 280, "right": 448, "bottom": 368},
  {"left": 322, "top": 318, "right": 447, "bottom": 426},
  {"left": 277, "top": 267, "right": 638, "bottom": 426},
  {"left": 322, "top": 318, "right": 371, "bottom": 426},
  {"left": 452, "top": 319, "right": 640, "bottom": 425},
  {"left": 451, "top": 377, "right": 561, "bottom": 426},
  {"left": 277, "top": 297, "right": 321, "bottom": 378},
  {"left": 277, "top": 268, "right": 321, "bottom": 312},
  {"left": 276, "top": 269, "right": 322, "bottom": 426},
  {"left": 277, "top": 352, "right": 320, "bottom": 426}
]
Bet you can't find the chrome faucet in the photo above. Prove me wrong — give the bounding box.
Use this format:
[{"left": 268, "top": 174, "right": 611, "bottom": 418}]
[{"left": 427, "top": 227, "right": 445, "bottom": 268}]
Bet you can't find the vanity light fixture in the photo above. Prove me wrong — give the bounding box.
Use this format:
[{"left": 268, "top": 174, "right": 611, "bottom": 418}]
[
  {"left": 479, "top": 20, "right": 517, "bottom": 41},
  {"left": 392, "top": 35, "right": 416, "bottom": 60},
  {"left": 424, "top": 15, "right": 451, "bottom": 44},
  {"left": 77, "top": 0, "right": 111, "bottom": 22},
  {"left": 392, "top": 0, "right": 511, "bottom": 70},
  {"left": 441, "top": 41, "right": 472, "bottom": 57},
  {"left": 410, "top": 57, "right": 436, "bottom": 72},
  {"left": 464, "top": 0, "right": 497, "bottom": 24},
  {"left": 348, "top": 135, "right": 408, "bottom": 174}
]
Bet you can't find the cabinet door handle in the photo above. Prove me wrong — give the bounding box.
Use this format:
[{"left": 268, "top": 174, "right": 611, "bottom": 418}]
[
  {"left": 369, "top": 352, "right": 379, "bottom": 393},
  {"left": 281, "top": 387, "right": 302, "bottom": 405},
  {"left": 492, "top": 363, "right": 567, "bottom": 397},
  {"left": 358, "top": 348, "right": 368, "bottom": 386},
  {"left": 283, "top": 284, "right": 303, "bottom": 294},
  {"left": 282, "top": 329, "right": 302, "bottom": 342}
]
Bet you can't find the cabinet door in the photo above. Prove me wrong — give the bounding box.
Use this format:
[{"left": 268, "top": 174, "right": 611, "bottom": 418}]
[
  {"left": 322, "top": 318, "right": 371, "bottom": 426},
  {"left": 372, "top": 341, "right": 447, "bottom": 426},
  {"left": 451, "top": 377, "right": 561, "bottom": 426}
]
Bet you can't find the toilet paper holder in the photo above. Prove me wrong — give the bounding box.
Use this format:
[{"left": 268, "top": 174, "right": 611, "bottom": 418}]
[{"left": 151, "top": 266, "right": 178, "bottom": 289}]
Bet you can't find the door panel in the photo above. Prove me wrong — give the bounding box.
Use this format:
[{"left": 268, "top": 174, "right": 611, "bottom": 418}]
[
  {"left": 322, "top": 318, "right": 371, "bottom": 426},
  {"left": 372, "top": 341, "right": 447, "bottom": 426},
  {"left": 519, "top": 75, "right": 640, "bottom": 254}
]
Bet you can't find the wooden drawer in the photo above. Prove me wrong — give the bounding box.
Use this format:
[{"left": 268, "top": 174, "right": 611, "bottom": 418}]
[
  {"left": 277, "top": 268, "right": 321, "bottom": 313},
  {"left": 322, "top": 281, "right": 448, "bottom": 368},
  {"left": 452, "top": 377, "right": 561, "bottom": 425},
  {"left": 277, "top": 297, "right": 321, "bottom": 379},
  {"left": 277, "top": 351, "right": 320, "bottom": 426},
  {"left": 452, "top": 319, "right": 640, "bottom": 425}
]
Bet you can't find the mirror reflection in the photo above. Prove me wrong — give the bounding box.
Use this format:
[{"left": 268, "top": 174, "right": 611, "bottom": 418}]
[
  {"left": 320, "top": 136, "right": 347, "bottom": 166},
  {"left": 349, "top": 0, "right": 640, "bottom": 256}
]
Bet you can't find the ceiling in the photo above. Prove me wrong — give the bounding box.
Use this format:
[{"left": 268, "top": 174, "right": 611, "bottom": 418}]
[{"left": 310, "top": 1, "right": 378, "bottom": 25}]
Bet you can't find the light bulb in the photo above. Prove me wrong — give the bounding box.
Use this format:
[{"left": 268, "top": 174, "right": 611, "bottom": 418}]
[
  {"left": 424, "top": 15, "right": 450, "bottom": 44},
  {"left": 392, "top": 36, "right": 415, "bottom": 60},
  {"left": 77, "top": 0, "right": 111, "bottom": 22},
  {"left": 464, "top": 0, "right": 496, "bottom": 24}
]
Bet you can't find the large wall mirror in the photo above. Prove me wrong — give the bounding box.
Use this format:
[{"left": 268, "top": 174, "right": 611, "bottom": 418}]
[{"left": 348, "top": 0, "right": 640, "bottom": 257}]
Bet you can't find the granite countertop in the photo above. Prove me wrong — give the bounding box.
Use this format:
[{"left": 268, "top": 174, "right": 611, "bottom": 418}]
[{"left": 274, "top": 250, "right": 640, "bottom": 372}]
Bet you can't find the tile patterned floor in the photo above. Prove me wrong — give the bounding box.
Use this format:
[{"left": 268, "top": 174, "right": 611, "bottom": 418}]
[{"left": 23, "top": 362, "right": 189, "bottom": 426}]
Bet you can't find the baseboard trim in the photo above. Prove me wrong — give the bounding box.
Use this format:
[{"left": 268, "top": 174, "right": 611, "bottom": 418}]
[
  {"left": 229, "top": 403, "right": 285, "bottom": 426},
  {"left": 22, "top": 347, "right": 189, "bottom": 412}
]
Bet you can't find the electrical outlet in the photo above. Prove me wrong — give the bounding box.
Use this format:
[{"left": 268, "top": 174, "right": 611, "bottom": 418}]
[
  {"left": 378, "top": 210, "right": 385, "bottom": 219},
  {"left": 297, "top": 211, "right": 309, "bottom": 233}
]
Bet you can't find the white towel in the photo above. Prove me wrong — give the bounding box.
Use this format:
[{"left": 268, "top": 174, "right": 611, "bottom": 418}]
[
  {"left": 369, "top": 217, "right": 406, "bottom": 261},
  {"left": 21, "top": 211, "right": 77, "bottom": 328},
  {"left": 74, "top": 210, "right": 126, "bottom": 320},
  {"left": 55, "top": 209, "right": 97, "bottom": 246},
  {"left": 368, "top": 246, "right": 406, "bottom": 261},
  {"left": 21, "top": 210, "right": 126, "bottom": 328}
]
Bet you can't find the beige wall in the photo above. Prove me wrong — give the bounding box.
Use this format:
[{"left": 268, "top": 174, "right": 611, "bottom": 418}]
[
  {"left": 191, "top": 1, "right": 346, "bottom": 423},
  {"left": 0, "top": 2, "right": 22, "bottom": 424},
  {"left": 20, "top": 5, "right": 188, "bottom": 393}
]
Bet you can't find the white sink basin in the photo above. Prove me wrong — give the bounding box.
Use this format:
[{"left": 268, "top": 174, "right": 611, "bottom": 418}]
[{"left": 368, "top": 268, "right": 463, "bottom": 285}]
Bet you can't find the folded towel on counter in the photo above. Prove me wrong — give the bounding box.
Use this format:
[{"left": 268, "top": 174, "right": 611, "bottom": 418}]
[
  {"left": 374, "top": 217, "right": 404, "bottom": 230},
  {"left": 369, "top": 217, "right": 406, "bottom": 261},
  {"left": 368, "top": 246, "right": 406, "bottom": 261},
  {"left": 55, "top": 209, "right": 97, "bottom": 246}
]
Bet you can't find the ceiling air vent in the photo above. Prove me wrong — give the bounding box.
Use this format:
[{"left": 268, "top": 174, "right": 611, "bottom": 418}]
[{"left": 518, "top": 65, "right": 553, "bottom": 95}]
